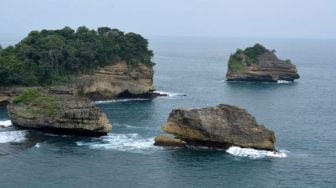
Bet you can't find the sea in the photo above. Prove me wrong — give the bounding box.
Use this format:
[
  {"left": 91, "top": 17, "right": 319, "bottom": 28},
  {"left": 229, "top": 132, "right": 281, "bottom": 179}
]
[{"left": 0, "top": 36, "right": 335, "bottom": 188}]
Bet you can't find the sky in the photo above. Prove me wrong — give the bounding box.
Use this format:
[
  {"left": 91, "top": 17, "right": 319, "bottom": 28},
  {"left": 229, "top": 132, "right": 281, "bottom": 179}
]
[{"left": 0, "top": 0, "right": 335, "bottom": 39}]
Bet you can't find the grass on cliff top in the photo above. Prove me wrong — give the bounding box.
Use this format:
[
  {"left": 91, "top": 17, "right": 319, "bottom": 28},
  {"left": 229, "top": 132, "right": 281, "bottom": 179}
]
[{"left": 12, "top": 88, "right": 60, "bottom": 116}]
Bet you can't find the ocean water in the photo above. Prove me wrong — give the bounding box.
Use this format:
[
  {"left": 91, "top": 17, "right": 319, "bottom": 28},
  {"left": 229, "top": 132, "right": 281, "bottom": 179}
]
[{"left": 0, "top": 37, "right": 336, "bottom": 188}]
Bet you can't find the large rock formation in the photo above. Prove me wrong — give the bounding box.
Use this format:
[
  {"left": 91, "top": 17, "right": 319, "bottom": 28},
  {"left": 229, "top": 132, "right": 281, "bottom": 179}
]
[
  {"left": 155, "top": 104, "right": 276, "bottom": 150},
  {"left": 55, "top": 61, "right": 156, "bottom": 101},
  {"left": 7, "top": 89, "right": 112, "bottom": 136},
  {"left": 226, "top": 44, "right": 299, "bottom": 82},
  {"left": 1, "top": 61, "right": 160, "bottom": 105}
]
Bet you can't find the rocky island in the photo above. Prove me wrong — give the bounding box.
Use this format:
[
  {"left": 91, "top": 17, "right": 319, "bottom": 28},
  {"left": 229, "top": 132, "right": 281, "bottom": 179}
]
[
  {"left": 0, "top": 26, "right": 157, "bottom": 135},
  {"left": 155, "top": 104, "right": 276, "bottom": 151},
  {"left": 8, "top": 88, "right": 112, "bottom": 135},
  {"left": 226, "top": 44, "right": 299, "bottom": 82},
  {"left": 0, "top": 26, "right": 158, "bottom": 105}
]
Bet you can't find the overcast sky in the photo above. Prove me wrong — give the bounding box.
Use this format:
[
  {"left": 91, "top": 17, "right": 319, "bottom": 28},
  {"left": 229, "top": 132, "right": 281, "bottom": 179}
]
[{"left": 0, "top": 0, "right": 335, "bottom": 39}]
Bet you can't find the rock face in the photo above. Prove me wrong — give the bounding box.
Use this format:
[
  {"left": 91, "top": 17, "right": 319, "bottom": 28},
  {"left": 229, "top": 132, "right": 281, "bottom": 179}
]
[
  {"left": 57, "top": 61, "right": 155, "bottom": 101},
  {"left": 157, "top": 104, "right": 275, "bottom": 150},
  {"left": 154, "top": 135, "right": 186, "bottom": 147},
  {"left": 226, "top": 44, "right": 299, "bottom": 82},
  {"left": 0, "top": 87, "right": 25, "bottom": 106},
  {"left": 1, "top": 61, "right": 159, "bottom": 104},
  {"left": 8, "top": 89, "right": 112, "bottom": 136}
]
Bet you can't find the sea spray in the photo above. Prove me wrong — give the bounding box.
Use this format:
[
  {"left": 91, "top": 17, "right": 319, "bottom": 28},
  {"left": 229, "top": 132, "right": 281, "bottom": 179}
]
[
  {"left": 155, "top": 91, "right": 186, "bottom": 97},
  {"left": 0, "top": 130, "right": 26, "bottom": 143},
  {"left": 76, "top": 133, "right": 157, "bottom": 153},
  {"left": 0, "top": 120, "right": 12, "bottom": 128},
  {"left": 226, "top": 146, "right": 288, "bottom": 159}
]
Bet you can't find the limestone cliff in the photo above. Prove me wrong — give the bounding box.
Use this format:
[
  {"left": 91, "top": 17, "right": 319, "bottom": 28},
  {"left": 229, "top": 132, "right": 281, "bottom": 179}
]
[
  {"left": 226, "top": 44, "right": 300, "bottom": 82},
  {"left": 0, "top": 61, "right": 156, "bottom": 106},
  {"left": 155, "top": 104, "right": 276, "bottom": 151},
  {"left": 51, "top": 61, "right": 155, "bottom": 101}
]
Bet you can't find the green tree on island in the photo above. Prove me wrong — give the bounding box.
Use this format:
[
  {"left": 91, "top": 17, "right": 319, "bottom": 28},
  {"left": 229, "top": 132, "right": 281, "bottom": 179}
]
[{"left": 0, "top": 26, "right": 154, "bottom": 86}]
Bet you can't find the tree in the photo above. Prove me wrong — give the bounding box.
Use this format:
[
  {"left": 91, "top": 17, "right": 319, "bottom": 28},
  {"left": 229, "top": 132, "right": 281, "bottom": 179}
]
[{"left": 0, "top": 26, "right": 154, "bottom": 86}]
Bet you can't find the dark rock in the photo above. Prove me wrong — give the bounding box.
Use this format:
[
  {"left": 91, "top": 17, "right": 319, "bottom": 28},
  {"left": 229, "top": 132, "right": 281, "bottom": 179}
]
[{"left": 154, "top": 135, "right": 186, "bottom": 147}]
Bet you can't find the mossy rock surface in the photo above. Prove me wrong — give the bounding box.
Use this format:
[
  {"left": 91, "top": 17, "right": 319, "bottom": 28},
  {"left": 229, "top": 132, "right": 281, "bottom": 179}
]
[
  {"left": 8, "top": 89, "right": 112, "bottom": 135},
  {"left": 12, "top": 88, "right": 60, "bottom": 117}
]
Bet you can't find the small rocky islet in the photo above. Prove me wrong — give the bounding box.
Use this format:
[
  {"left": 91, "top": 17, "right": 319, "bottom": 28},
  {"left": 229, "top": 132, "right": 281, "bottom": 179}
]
[
  {"left": 8, "top": 88, "right": 112, "bottom": 136},
  {"left": 0, "top": 27, "right": 290, "bottom": 151},
  {"left": 154, "top": 104, "right": 276, "bottom": 151},
  {"left": 226, "top": 44, "right": 300, "bottom": 82}
]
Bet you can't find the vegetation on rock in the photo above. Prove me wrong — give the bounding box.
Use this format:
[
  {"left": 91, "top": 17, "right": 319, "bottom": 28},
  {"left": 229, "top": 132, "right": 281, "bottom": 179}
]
[
  {"left": 0, "top": 26, "right": 153, "bottom": 86},
  {"left": 12, "top": 88, "right": 60, "bottom": 116},
  {"left": 228, "top": 43, "right": 270, "bottom": 72}
]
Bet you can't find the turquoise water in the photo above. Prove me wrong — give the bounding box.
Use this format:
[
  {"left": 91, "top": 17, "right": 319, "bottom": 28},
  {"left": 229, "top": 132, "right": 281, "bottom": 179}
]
[{"left": 0, "top": 37, "right": 336, "bottom": 187}]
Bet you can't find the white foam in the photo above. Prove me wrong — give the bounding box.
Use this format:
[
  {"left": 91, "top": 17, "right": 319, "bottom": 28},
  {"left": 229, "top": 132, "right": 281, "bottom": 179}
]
[
  {"left": 95, "top": 98, "right": 149, "bottom": 104},
  {"left": 34, "top": 143, "right": 41, "bottom": 148},
  {"left": 76, "top": 133, "right": 157, "bottom": 153},
  {"left": 0, "top": 130, "right": 26, "bottom": 143},
  {"left": 277, "top": 80, "right": 293, "bottom": 84},
  {"left": 155, "top": 91, "right": 186, "bottom": 97},
  {"left": 226, "top": 146, "right": 288, "bottom": 159},
  {"left": 0, "top": 120, "right": 12, "bottom": 128}
]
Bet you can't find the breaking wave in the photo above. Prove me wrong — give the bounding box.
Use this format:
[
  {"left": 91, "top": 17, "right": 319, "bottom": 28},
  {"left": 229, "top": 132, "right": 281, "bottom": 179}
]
[
  {"left": 155, "top": 91, "right": 186, "bottom": 97},
  {"left": 226, "top": 146, "right": 288, "bottom": 159},
  {"left": 95, "top": 98, "right": 149, "bottom": 104},
  {"left": 76, "top": 133, "right": 157, "bottom": 153},
  {"left": 277, "top": 80, "right": 293, "bottom": 84},
  {"left": 34, "top": 143, "right": 41, "bottom": 148},
  {"left": 0, "top": 120, "right": 12, "bottom": 128},
  {"left": 0, "top": 130, "right": 26, "bottom": 143}
]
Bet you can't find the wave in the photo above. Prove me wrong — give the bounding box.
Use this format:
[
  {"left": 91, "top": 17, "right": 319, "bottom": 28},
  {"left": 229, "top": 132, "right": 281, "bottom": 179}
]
[
  {"left": 226, "top": 146, "right": 288, "bottom": 159},
  {"left": 155, "top": 91, "right": 186, "bottom": 97},
  {"left": 95, "top": 98, "right": 149, "bottom": 104},
  {"left": 34, "top": 143, "right": 41, "bottom": 148},
  {"left": 76, "top": 133, "right": 157, "bottom": 153},
  {"left": 0, "top": 120, "right": 12, "bottom": 128},
  {"left": 227, "top": 80, "right": 294, "bottom": 85},
  {"left": 0, "top": 130, "right": 26, "bottom": 143},
  {"left": 277, "top": 80, "right": 293, "bottom": 84}
]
